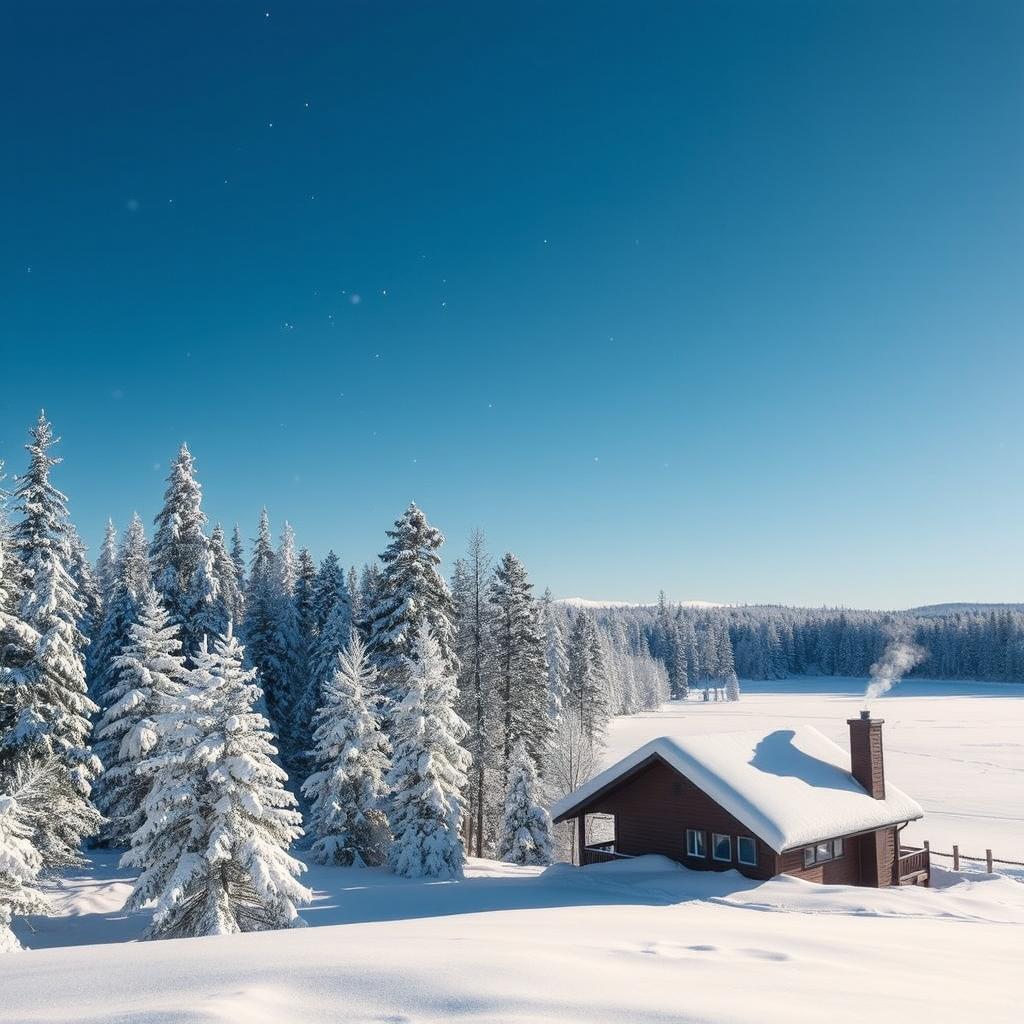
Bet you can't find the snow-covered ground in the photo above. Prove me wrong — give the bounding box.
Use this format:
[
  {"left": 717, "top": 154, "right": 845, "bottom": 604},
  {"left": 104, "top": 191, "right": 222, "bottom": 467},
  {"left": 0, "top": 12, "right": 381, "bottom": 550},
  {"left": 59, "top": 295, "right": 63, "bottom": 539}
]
[
  {"left": 3, "top": 677, "right": 1022, "bottom": 1022},
  {"left": 5, "top": 853, "right": 1022, "bottom": 1023},
  {"left": 605, "top": 677, "right": 1024, "bottom": 863}
]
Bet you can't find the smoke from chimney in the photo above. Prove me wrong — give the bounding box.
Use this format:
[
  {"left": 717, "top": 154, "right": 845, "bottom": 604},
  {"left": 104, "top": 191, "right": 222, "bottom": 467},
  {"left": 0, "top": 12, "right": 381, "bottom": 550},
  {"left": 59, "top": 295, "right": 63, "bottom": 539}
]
[{"left": 865, "top": 636, "right": 926, "bottom": 702}]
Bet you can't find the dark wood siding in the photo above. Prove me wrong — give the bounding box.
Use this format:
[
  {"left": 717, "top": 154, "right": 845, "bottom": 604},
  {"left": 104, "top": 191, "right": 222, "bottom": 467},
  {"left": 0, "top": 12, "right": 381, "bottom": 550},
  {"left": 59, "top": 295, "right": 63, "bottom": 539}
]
[
  {"left": 574, "top": 754, "right": 902, "bottom": 888},
  {"left": 779, "top": 840, "right": 862, "bottom": 885},
  {"left": 856, "top": 825, "right": 899, "bottom": 886},
  {"left": 578, "top": 758, "right": 777, "bottom": 881}
]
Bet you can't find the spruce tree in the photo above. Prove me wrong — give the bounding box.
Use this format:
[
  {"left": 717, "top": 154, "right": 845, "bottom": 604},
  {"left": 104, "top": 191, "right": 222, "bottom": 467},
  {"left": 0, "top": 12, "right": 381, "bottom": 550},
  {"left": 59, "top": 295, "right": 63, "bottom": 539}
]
[
  {"left": 366, "top": 503, "right": 458, "bottom": 710},
  {"left": 92, "top": 591, "right": 190, "bottom": 847},
  {"left": 0, "top": 458, "right": 29, "bottom": 658},
  {"left": 293, "top": 590, "right": 352, "bottom": 769},
  {"left": 95, "top": 518, "right": 118, "bottom": 611},
  {"left": 294, "top": 547, "right": 318, "bottom": 649},
  {"left": 88, "top": 514, "right": 153, "bottom": 704},
  {"left": 452, "top": 531, "right": 497, "bottom": 858},
  {"left": 564, "top": 612, "right": 609, "bottom": 747},
  {"left": 496, "top": 739, "right": 553, "bottom": 866},
  {"left": 490, "top": 552, "right": 550, "bottom": 777},
  {"left": 311, "top": 551, "right": 346, "bottom": 635},
  {"left": 229, "top": 524, "right": 247, "bottom": 610},
  {"left": 242, "top": 510, "right": 299, "bottom": 734},
  {"left": 0, "top": 773, "right": 48, "bottom": 953},
  {"left": 123, "top": 627, "right": 310, "bottom": 939},
  {"left": 0, "top": 413, "right": 101, "bottom": 867},
  {"left": 356, "top": 562, "right": 383, "bottom": 637},
  {"left": 346, "top": 565, "right": 360, "bottom": 622},
  {"left": 386, "top": 624, "right": 470, "bottom": 879},
  {"left": 209, "top": 524, "right": 243, "bottom": 625},
  {"left": 725, "top": 670, "right": 741, "bottom": 702},
  {"left": 302, "top": 635, "right": 390, "bottom": 866},
  {"left": 180, "top": 543, "right": 225, "bottom": 652},
  {"left": 66, "top": 526, "right": 102, "bottom": 647},
  {"left": 151, "top": 444, "right": 211, "bottom": 653},
  {"left": 541, "top": 590, "right": 569, "bottom": 718}
]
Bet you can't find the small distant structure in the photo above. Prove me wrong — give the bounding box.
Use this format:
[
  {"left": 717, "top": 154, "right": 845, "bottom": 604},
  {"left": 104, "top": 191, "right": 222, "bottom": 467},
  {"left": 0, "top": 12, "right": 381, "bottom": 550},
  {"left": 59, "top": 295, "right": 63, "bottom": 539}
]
[{"left": 551, "top": 712, "right": 930, "bottom": 887}]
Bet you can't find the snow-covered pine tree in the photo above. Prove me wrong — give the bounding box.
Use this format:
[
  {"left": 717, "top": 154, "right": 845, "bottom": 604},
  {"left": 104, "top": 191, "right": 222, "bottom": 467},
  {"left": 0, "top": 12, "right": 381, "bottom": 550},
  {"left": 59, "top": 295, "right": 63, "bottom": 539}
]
[
  {"left": 564, "top": 612, "right": 609, "bottom": 748},
  {"left": 277, "top": 522, "right": 299, "bottom": 593},
  {"left": 665, "top": 621, "right": 689, "bottom": 700},
  {"left": 292, "top": 586, "right": 352, "bottom": 768},
  {"left": 0, "top": 459, "right": 24, "bottom": 627},
  {"left": 311, "top": 550, "right": 346, "bottom": 635},
  {"left": 0, "top": 413, "right": 102, "bottom": 866},
  {"left": 0, "top": 771, "right": 48, "bottom": 953},
  {"left": 496, "top": 738, "right": 553, "bottom": 866},
  {"left": 150, "top": 444, "right": 211, "bottom": 654},
  {"left": 209, "top": 524, "right": 243, "bottom": 625},
  {"left": 346, "top": 565, "right": 360, "bottom": 622},
  {"left": 541, "top": 589, "right": 569, "bottom": 719},
  {"left": 88, "top": 513, "right": 154, "bottom": 704},
  {"left": 716, "top": 623, "right": 736, "bottom": 701},
  {"left": 92, "top": 590, "right": 191, "bottom": 847},
  {"left": 490, "top": 552, "right": 550, "bottom": 777},
  {"left": 294, "top": 547, "right": 317, "bottom": 649},
  {"left": 366, "top": 503, "right": 458, "bottom": 713},
  {"left": 180, "top": 542, "right": 225, "bottom": 652},
  {"left": 451, "top": 531, "right": 497, "bottom": 858},
  {"left": 301, "top": 634, "right": 390, "bottom": 866},
  {"left": 95, "top": 518, "right": 118, "bottom": 612},
  {"left": 229, "top": 524, "right": 247, "bottom": 610},
  {"left": 242, "top": 510, "right": 300, "bottom": 736},
  {"left": 725, "top": 670, "right": 741, "bottom": 701},
  {"left": 386, "top": 624, "right": 471, "bottom": 879},
  {"left": 123, "top": 626, "right": 310, "bottom": 939},
  {"left": 356, "top": 562, "right": 383, "bottom": 637},
  {"left": 66, "top": 526, "right": 102, "bottom": 647}
]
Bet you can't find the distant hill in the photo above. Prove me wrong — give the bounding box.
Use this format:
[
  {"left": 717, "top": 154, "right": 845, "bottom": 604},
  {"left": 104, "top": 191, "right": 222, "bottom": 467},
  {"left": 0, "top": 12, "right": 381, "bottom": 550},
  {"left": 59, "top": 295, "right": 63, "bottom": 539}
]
[
  {"left": 907, "top": 602, "right": 1024, "bottom": 617},
  {"left": 555, "top": 597, "right": 724, "bottom": 610}
]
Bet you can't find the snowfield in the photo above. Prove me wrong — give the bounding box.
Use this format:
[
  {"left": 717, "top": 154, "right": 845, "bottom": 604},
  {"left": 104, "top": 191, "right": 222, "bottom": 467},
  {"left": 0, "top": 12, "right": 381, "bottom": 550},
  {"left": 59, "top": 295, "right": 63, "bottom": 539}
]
[
  {"left": 3, "top": 678, "right": 1022, "bottom": 1023},
  {"left": 605, "top": 678, "right": 1024, "bottom": 862}
]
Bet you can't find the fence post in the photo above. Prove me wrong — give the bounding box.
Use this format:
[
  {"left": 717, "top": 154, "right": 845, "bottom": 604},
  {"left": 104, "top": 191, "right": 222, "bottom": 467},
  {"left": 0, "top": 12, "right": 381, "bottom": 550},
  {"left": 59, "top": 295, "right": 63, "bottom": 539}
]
[
  {"left": 923, "top": 840, "right": 930, "bottom": 854},
  {"left": 953, "top": 844, "right": 960, "bottom": 871},
  {"left": 986, "top": 849, "right": 993, "bottom": 873}
]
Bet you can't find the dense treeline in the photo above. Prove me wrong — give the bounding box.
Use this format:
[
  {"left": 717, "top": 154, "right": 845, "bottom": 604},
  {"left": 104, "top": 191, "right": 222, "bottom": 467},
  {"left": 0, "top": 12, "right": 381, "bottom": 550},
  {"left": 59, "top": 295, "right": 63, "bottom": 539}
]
[
  {"left": 0, "top": 414, "right": 663, "bottom": 949},
  {"left": 596, "top": 599, "right": 1024, "bottom": 686}
]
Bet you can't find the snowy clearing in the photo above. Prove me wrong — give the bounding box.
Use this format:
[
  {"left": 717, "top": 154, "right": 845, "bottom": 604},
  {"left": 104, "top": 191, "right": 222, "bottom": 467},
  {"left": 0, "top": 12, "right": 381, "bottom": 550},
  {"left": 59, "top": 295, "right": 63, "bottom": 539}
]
[
  {"left": 3, "top": 678, "right": 1022, "bottom": 1023},
  {"left": 604, "top": 678, "right": 1024, "bottom": 862},
  {"left": 4, "top": 851, "right": 1022, "bottom": 1023}
]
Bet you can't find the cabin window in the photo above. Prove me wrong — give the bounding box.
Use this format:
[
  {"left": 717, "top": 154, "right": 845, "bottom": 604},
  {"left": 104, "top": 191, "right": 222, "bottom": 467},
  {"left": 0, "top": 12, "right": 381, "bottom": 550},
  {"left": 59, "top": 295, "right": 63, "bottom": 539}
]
[
  {"left": 686, "top": 829, "right": 706, "bottom": 858},
  {"left": 712, "top": 833, "right": 732, "bottom": 862},
  {"left": 803, "top": 838, "right": 844, "bottom": 866},
  {"left": 737, "top": 836, "right": 757, "bottom": 866}
]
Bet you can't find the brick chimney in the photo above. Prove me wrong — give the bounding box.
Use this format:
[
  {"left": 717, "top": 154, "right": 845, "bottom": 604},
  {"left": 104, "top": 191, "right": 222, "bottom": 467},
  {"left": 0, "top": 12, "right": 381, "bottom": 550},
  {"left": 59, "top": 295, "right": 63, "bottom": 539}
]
[{"left": 847, "top": 710, "right": 885, "bottom": 799}]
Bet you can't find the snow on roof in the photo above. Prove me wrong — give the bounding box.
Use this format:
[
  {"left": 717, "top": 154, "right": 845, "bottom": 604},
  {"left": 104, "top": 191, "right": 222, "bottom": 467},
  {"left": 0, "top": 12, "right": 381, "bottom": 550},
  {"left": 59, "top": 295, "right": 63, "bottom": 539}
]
[{"left": 550, "top": 726, "right": 923, "bottom": 852}]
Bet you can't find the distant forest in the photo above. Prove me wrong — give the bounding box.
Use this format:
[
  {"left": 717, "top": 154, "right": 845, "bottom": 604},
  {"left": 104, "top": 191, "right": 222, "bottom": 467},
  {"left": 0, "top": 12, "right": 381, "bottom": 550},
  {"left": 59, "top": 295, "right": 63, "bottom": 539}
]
[{"left": 583, "top": 600, "right": 1024, "bottom": 689}]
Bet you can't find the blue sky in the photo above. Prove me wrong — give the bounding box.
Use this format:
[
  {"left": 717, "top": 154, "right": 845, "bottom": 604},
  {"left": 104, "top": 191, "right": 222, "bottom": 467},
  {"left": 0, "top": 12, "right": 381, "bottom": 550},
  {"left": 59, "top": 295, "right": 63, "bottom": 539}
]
[{"left": 1, "top": 2, "right": 1021, "bottom": 608}]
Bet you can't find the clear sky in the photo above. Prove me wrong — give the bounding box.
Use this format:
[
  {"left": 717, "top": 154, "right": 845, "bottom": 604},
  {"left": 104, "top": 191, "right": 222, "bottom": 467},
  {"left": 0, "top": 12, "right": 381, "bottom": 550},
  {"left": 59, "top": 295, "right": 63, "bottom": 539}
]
[{"left": 1, "top": 2, "right": 1021, "bottom": 609}]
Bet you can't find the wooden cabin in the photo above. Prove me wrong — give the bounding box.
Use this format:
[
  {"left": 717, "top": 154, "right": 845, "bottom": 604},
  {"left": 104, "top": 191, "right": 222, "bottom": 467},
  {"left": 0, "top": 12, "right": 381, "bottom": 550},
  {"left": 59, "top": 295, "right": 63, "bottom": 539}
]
[{"left": 551, "top": 712, "right": 930, "bottom": 887}]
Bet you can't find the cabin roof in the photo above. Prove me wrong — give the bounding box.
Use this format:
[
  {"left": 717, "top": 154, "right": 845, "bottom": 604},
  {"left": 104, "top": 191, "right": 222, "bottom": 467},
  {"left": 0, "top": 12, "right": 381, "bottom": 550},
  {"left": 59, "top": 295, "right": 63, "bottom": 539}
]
[{"left": 550, "top": 725, "right": 923, "bottom": 852}]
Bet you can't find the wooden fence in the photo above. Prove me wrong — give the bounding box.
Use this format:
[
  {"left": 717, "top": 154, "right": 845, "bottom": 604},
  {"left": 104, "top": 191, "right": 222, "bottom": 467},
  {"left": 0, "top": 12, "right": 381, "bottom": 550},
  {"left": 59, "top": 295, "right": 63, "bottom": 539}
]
[{"left": 923, "top": 840, "right": 1024, "bottom": 872}]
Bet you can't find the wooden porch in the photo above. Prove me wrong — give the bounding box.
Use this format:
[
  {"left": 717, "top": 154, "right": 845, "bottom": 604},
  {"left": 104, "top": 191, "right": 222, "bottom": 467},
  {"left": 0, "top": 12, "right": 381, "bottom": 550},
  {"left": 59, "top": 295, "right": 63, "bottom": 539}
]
[
  {"left": 580, "top": 841, "right": 636, "bottom": 866},
  {"left": 896, "top": 844, "right": 931, "bottom": 886}
]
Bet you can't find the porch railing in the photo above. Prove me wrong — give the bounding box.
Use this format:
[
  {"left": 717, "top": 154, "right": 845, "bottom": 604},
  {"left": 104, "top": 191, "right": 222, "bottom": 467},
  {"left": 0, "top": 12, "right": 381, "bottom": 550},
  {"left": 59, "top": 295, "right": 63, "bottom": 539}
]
[
  {"left": 581, "top": 842, "right": 636, "bottom": 866},
  {"left": 897, "top": 844, "right": 930, "bottom": 885}
]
